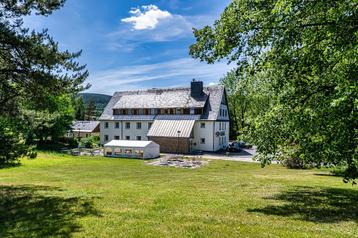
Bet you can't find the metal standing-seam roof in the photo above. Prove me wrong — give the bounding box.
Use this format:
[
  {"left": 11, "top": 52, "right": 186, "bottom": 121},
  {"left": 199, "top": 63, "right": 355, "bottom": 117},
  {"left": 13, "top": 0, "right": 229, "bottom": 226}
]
[{"left": 147, "top": 120, "right": 195, "bottom": 138}]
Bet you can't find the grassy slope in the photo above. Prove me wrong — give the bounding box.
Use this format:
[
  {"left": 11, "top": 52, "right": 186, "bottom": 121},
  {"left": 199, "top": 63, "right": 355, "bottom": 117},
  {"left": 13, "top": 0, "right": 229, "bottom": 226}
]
[{"left": 0, "top": 152, "right": 357, "bottom": 238}]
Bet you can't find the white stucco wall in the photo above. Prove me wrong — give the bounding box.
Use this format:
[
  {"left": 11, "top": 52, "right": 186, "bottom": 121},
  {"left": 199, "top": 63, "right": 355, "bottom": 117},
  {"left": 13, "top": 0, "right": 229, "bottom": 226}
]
[
  {"left": 100, "top": 120, "right": 153, "bottom": 145},
  {"left": 192, "top": 121, "right": 215, "bottom": 151},
  {"left": 101, "top": 119, "right": 229, "bottom": 152}
]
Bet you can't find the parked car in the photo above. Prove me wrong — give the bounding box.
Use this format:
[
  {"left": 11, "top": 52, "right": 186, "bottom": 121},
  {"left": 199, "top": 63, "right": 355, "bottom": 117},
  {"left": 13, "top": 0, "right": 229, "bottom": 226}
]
[{"left": 228, "top": 141, "right": 241, "bottom": 152}]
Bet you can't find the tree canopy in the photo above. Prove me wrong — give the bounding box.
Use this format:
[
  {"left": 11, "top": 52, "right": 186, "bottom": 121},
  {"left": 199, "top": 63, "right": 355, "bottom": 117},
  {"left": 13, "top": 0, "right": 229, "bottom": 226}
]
[
  {"left": 190, "top": 0, "right": 357, "bottom": 182},
  {"left": 0, "top": 0, "right": 89, "bottom": 164}
]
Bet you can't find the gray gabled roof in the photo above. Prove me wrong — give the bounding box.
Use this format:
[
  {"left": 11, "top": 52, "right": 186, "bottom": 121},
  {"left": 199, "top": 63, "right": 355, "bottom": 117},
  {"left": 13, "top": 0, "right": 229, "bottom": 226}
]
[
  {"left": 113, "top": 88, "right": 208, "bottom": 109},
  {"left": 71, "top": 121, "right": 100, "bottom": 133},
  {"left": 100, "top": 85, "right": 225, "bottom": 121}
]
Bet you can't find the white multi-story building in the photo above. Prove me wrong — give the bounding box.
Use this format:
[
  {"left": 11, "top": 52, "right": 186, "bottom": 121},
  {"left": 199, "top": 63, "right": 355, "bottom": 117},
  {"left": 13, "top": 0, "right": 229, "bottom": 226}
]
[{"left": 99, "top": 80, "right": 230, "bottom": 153}]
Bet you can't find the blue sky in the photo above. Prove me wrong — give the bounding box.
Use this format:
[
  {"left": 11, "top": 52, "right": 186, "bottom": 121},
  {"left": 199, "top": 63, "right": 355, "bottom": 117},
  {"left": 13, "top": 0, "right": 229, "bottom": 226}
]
[{"left": 24, "top": 0, "right": 233, "bottom": 95}]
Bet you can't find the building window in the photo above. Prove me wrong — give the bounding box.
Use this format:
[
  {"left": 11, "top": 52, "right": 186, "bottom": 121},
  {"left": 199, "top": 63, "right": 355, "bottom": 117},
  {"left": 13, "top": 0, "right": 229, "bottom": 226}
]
[
  {"left": 104, "top": 135, "right": 109, "bottom": 141},
  {"left": 190, "top": 108, "right": 195, "bottom": 115},
  {"left": 148, "top": 122, "right": 152, "bottom": 129},
  {"left": 114, "top": 135, "right": 120, "bottom": 140},
  {"left": 194, "top": 108, "right": 202, "bottom": 114},
  {"left": 200, "top": 138, "right": 205, "bottom": 144},
  {"left": 104, "top": 122, "right": 109, "bottom": 129},
  {"left": 176, "top": 108, "right": 181, "bottom": 114},
  {"left": 200, "top": 123, "right": 205, "bottom": 128},
  {"left": 125, "top": 136, "right": 130, "bottom": 140},
  {"left": 125, "top": 122, "right": 130, "bottom": 129},
  {"left": 136, "top": 122, "right": 142, "bottom": 129},
  {"left": 136, "top": 136, "right": 141, "bottom": 141},
  {"left": 115, "top": 122, "right": 120, "bottom": 128},
  {"left": 183, "top": 108, "right": 190, "bottom": 114}
]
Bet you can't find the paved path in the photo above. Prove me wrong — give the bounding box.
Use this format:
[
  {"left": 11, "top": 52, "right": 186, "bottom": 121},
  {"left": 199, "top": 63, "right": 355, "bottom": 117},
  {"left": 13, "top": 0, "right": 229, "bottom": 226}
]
[{"left": 164, "top": 148, "right": 259, "bottom": 163}]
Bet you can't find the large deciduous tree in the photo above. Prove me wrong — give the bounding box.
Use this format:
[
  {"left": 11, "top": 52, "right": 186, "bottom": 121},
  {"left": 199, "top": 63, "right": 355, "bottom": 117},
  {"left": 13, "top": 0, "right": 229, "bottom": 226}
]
[
  {"left": 0, "top": 0, "right": 89, "bottom": 164},
  {"left": 190, "top": 0, "right": 357, "bottom": 182}
]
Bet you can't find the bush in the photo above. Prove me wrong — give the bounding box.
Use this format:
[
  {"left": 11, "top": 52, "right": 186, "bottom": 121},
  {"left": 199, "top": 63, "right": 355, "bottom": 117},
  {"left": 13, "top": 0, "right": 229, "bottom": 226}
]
[
  {"left": 80, "top": 136, "right": 99, "bottom": 149},
  {"left": 67, "top": 138, "right": 79, "bottom": 148}
]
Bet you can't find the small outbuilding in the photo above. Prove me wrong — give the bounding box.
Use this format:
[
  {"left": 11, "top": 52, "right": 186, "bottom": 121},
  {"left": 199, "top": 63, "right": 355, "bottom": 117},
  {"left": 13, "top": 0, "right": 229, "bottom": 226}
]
[
  {"left": 103, "top": 140, "right": 160, "bottom": 159},
  {"left": 68, "top": 121, "right": 100, "bottom": 138}
]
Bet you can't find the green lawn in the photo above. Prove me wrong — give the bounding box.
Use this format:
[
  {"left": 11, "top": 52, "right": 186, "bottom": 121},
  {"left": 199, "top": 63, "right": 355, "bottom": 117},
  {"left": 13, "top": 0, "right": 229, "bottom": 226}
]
[{"left": 0, "top": 152, "right": 357, "bottom": 238}]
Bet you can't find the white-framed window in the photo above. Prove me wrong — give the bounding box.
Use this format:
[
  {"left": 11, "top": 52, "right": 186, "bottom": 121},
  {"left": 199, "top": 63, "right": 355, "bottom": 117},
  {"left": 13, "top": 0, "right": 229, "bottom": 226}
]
[
  {"left": 136, "top": 136, "right": 141, "bottom": 141},
  {"left": 104, "top": 135, "right": 109, "bottom": 141},
  {"left": 125, "top": 122, "right": 130, "bottom": 129},
  {"left": 104, "top": 122, "right": 109, "bottom": 129},
  {"left": 200, "top": 122, "right": 205, "bottom": 128},
  {"left": 148, "top": 122, "right": 152, "bottom": 129},
  {"left": 115, "top": 122, "right": 120, "bottom": 128},
  {"left": 136, "top": 122, "right": 142, "bottom": 129},
  {"left": 200, "top": 138, "right": 206, "bottom": 144},
  {"left": 114, "top": 135, "right": 120, "bottom": 140},
  {"left": 125, "top": 136, "right": 130, "bottom": 140}
]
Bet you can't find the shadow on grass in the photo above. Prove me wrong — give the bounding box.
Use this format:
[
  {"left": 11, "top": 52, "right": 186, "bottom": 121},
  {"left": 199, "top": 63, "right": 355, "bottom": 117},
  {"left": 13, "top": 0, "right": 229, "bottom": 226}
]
[
  {"left": 248, "top": 186, "right": 358, "bottom": 223},
  {"left": 0, "top": 185, "right": 100, "bottom": 237}
]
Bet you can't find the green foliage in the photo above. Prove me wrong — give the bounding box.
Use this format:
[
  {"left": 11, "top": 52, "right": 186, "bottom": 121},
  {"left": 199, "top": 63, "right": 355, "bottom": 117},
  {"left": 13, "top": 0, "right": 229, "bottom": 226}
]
[
  {"left": 190, "top": 0, "right": 357, "bottom": 182},
  {"left": 75, "top": 96, "right": 85, "bottom": 120},
  {"left": 0, "top": 0, "right": 89, "bottom": 165},
  {"left": 22, "top": 94, "right": 75, "bottom": 143},
  {"left": 0, "top": 117, "right": 29, "bottom": 165},
  {"left": 85, "top": 99, "right": 96, "bottom": 121},
  {"left": 220, "top": 69, "right": 272, "bottom": 140},
  {"left": 80, "top": 136, "right": 99, "bottom": 149},
  {"left": 79, "top": 93, "right": 111, "bottom": 118}
]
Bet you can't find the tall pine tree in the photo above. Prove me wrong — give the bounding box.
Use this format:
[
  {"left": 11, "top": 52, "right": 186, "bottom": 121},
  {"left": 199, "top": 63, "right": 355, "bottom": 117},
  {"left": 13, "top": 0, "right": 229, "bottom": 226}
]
[{"left": 0, "top": 0, "right": 89, "bottom": 164}]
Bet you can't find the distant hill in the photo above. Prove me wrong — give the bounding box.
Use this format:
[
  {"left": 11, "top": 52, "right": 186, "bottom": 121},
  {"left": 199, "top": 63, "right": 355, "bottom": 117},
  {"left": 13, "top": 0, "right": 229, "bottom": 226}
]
[{"left": 78, "top": 93, "right": 111, "bottom": 118}]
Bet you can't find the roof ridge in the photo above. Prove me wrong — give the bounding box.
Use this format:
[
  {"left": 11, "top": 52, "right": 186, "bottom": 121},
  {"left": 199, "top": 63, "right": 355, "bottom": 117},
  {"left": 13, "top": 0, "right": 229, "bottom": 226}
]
[{"left": 113, "top": 85, "right": 221, "bottom": 95}]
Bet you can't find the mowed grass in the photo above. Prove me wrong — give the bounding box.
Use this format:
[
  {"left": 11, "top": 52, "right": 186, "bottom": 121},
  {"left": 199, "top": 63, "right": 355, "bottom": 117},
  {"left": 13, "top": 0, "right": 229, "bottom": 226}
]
[{"left": 0, "top": 152, "right": 357, "bottom": 238}]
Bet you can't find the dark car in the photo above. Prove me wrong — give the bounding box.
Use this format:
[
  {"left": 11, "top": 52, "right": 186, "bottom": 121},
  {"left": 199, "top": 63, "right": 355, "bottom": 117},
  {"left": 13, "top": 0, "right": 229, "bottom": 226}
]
[{"left": 228, "top": 141, "right": 241, "bottom": 152}]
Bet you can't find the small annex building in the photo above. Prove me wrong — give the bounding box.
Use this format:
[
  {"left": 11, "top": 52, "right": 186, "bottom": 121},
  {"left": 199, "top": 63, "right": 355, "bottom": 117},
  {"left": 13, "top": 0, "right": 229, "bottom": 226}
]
[
  {"left": 68, "top": 121, "right": 100, "bottom": 138},
  {"left": 103, "top": 140, "right": 160, "bottom": 159}
]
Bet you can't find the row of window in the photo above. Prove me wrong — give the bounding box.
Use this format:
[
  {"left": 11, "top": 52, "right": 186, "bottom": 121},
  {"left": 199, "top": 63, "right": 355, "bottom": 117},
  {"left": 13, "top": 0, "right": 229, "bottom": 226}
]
[
  {"left": 219, "top": 122, "right": 227, "bottom": 131},
  {"left": 104, "top": 122, "right": 152, "bottom": 130},
  {"left": 104, "top": 135, "right": 142, "bottom": 141},
  {"left": 219, "top": 108, "right": 228, "bottom": 117},
  {"left": 113, "top": 108, "right": 203, "bottom": 115}
]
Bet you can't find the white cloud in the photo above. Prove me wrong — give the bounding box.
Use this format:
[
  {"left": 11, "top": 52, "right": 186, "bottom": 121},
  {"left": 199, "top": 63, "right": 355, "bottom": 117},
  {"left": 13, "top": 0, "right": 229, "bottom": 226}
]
[
  {"left": 106, "top": 5, "right": 220, "bottom": 52},
  {"left": 121, "top": 5, "right": 172, "bottom": 30},
  {"left": 86, "top": 58, "right": 233, "bottom": 94}
]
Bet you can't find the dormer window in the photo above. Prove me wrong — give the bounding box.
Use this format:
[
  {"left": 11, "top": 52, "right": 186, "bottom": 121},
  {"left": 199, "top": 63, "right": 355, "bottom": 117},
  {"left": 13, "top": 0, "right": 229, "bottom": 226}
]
[
  {"left": 194, "top": 108, "right": 203, "bottom": 115},
  {"left": 183, "top": 108, "right": 190, "bottom": 115}
]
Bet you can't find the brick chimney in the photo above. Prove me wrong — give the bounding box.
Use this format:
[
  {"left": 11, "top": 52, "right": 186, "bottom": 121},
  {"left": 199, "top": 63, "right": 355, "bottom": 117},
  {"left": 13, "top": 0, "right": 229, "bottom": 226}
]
[{"left": 190, "top": 79, "right": 203, "bottom": 97}]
